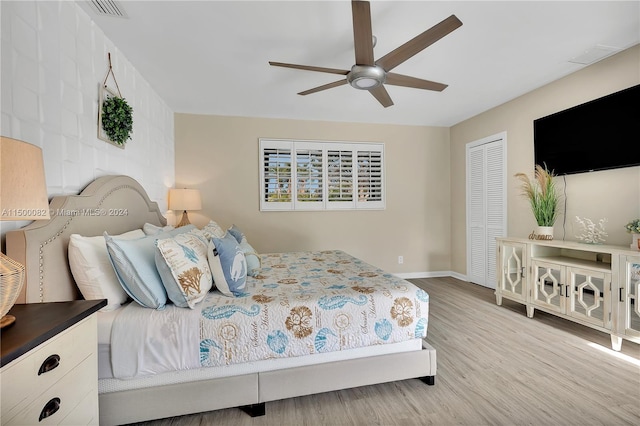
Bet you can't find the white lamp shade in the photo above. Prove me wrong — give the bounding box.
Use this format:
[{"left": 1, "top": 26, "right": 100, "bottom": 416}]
[
  {"left": 168, "top": 188, "right": 202, "bottom": 211},
  {"left": 0, "top": 136, "right": 50, "bottom": 221}
]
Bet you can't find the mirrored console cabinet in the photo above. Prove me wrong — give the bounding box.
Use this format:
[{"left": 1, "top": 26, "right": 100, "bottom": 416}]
[{"left": 496, "top": 237, "right": 640, "bottom": 351}]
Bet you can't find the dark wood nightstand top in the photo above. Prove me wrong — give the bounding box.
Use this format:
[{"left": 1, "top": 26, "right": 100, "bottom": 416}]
[{"left": 0, "top": 299, "right": 107, "bottom": 367}]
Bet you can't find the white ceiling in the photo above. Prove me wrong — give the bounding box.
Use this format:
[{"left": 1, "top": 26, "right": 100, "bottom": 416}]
[{"left": 78, "top": 1, "right": 640, "bottom": 127}]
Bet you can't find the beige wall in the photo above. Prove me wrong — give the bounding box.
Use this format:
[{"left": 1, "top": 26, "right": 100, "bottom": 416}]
[
  {"left": 450, "top": 45, "right": 640, "bottom": 275},
  {"left": 175, "top": 115, "right": 451, "bottom": 274}
]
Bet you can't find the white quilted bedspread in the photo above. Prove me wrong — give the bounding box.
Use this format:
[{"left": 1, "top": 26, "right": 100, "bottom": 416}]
[{"left": 110, "top": 250, "right": 429, "bottom": 379}]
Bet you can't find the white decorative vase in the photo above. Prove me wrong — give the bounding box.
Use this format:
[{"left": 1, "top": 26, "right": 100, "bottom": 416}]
[
  {"left": 631, "top": 233, "right": 640, "bottom": 250},
  {"left": 536, "top": 226, "right": 554, "bottom": 240}
]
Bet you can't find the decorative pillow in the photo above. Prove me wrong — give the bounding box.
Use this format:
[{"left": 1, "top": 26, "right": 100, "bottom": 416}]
[
  {"left": 208, "top": 232, "right": 247, "bottom": 297},
  {"left": 155, "top": 230, "right": 212, "bottom": 308},
  {"left": 105, "top": 225, "right": 196, "bottom": 309},
  {"left": 143, "top": 223, "right": 175, "bottom": 235},
  {"left": 68, "top": 229, "right": 145, "bottom": 311},
  {"left": 240, "top": 240, "right": 261, "bottom": 277},
  {"left": 201, "top": 220, "right": 225, "bottom": 239},
  {"left": 226, "top": 224, "right": 261, "bottom": 277},
  {"left": 227, "top": 224, "right": 244, "bottom": 243}
]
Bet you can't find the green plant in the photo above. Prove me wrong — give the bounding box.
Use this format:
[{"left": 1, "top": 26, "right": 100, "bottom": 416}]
[
  {"left": 101, "top": 96, "right": 133, "bottom": 146},
  {"left": 515, "top": 164, "right": 561, "bottom": 227},
  {"left": 625, "top": 219, "right": 640, "bottom": 234}
]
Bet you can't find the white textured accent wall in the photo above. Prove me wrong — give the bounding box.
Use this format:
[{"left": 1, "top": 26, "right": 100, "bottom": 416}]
[{"left": 1, "top": 0, "right": 174, "bottom": 237}]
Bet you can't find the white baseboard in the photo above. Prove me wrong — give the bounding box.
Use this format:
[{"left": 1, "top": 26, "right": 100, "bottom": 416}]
[{"left": 394, "top": 271, "right": 468, "bottom": 281}]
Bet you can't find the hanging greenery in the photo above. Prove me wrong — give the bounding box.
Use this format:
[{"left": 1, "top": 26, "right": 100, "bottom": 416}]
[{"left": 101, "top": 95, "right": 133, "bottom": 146}]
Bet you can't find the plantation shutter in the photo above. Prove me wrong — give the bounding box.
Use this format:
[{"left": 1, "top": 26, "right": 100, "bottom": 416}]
[
  {"left": 295, "top": 144, "right": 324, "bottom": 209},
  {"left": 356, "top": 146, "right": 384, "bottom": 209},
  {"left": 327, "top": 149, "right": 355, "bottom": 209},
  {"left": 259, "top": 139, "right": 384, "bottom": 211},
  {"left": 260, "top": 139, "right": 293, "bottom": 210}
]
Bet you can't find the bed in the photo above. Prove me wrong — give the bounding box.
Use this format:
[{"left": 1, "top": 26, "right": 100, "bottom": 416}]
[{"left": 6, "top": 175, "right": 437, "bottom": 425}]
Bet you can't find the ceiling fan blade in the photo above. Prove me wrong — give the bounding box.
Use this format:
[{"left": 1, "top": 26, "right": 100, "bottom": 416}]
[
  {"left": 298, "top": 79, "right": 348, "bottom": 96},
  {"left": 269, "top": 61, "right": 349, "bottom": 75},
  {"left": 385, "top": 73, "right": 448, "bottom": 91},
  {"left": 376, "top": 15, "right": 462, "bottom": 72},
  {"left": 369, "top": 85, "right": 394, "bottom": 108},
  {"left": 351, "top": 0, "right": 374, "bottom": 66}
]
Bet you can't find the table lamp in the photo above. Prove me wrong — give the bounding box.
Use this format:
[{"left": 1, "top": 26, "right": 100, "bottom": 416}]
[
  {"left": 169, "top": 188, "right": 202, "bottom": 227},
  {"left": 1, "top": 136, "right": 50, "bottom": 328}
]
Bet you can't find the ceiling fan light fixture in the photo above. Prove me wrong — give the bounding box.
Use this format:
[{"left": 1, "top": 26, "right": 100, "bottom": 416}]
[
  {"left": 354, "top": 77, "right": 379, "bottom": 89},
  {"left": 347, "top": 65, "right": 386, "bottom": 90}
]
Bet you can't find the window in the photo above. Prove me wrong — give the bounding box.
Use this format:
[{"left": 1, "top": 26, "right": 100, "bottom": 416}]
[{"left": 260, "top": 139, "right": 384, "bottom": 211}]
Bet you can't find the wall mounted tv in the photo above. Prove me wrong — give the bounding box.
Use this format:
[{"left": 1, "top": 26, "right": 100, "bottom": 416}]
[{"left": 534, "top": 84, "right": 639, "bottom": 175}]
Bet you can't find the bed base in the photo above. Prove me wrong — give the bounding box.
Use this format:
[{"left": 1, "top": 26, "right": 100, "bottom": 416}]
[{"left": 99, "top": 341, "right": 436, "bottom": 425}]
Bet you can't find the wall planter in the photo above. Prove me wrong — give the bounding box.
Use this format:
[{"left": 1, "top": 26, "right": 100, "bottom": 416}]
[{"left": 98, "top": 53, "right": 133, "bottom": 148}]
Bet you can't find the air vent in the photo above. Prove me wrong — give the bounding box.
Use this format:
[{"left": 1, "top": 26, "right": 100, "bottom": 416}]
[
  {"left": 88, "top": 0, "right": 128, "bottom": 18},
  {"left": 569, "top": 45, "right": 621, "bottom": 65}
]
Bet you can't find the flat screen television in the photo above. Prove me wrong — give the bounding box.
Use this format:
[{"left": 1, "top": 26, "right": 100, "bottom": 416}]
[{"left": 533, "top": 84, "right": 640, "bottom": 175}]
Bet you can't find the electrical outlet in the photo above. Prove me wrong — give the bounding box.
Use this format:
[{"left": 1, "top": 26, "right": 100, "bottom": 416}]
[{"left": 398, "top": 255, "right": 404, "bottom": 264}]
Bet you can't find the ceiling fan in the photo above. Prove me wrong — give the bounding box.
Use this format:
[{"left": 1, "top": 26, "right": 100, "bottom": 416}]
[{"left": 269, "top": 0, "right": 462, "bottom": 108}]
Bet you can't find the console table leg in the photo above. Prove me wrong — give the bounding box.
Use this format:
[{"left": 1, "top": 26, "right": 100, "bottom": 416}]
[
  {"left": 495, "top": 292, "right": 503, "bottom": 306},
  {"left": 611, "top": 335, "right": 623, "bottom": 352},
  {"left": 526, "top": 305, "right": 535, "bottom": 318}
]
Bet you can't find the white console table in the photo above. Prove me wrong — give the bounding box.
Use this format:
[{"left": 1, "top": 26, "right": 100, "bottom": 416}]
[{"left": 496, "top": 237, "right": 640, "bottom": 351}]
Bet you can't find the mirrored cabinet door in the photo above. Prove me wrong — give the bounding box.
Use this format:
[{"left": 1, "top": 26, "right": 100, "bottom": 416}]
[
  {"left": 622, "top": 258, "right": 640, "bottom": 339},
  {"left": 498, "top": 242, "right": 527, "bottom": 304},
  {"left": 567, "top": 267, "right": 610, "bottom": 328},
  {"left": 532, "top": 260, "right": 564, "bottom": 314}
]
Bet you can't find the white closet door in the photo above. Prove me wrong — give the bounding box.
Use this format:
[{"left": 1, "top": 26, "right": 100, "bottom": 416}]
[
  {"left": 466, "top": 134, "right": 506, "bottom": 289},
  {"left": 467, "top": 146, "right": 486, "bottom": 286}
]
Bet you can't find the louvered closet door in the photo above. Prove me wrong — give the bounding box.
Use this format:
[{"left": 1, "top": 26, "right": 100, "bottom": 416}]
[
  {"left": 468, "top": 146, "right": 486, "bottom": 286},
  {"left": 466, "top": 134, "right": 506, "bottom": 289}
]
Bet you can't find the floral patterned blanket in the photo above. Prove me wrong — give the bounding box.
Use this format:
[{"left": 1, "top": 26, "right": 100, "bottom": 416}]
[{"left": 110, "top": 250, "right": 429, "bottom": 379}]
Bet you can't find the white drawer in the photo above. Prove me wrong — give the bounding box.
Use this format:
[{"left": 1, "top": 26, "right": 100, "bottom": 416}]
[
  {"left": 1, "top": 316, "right": 97, "bottom": 420},
  {"left": 59, "top": 388, "right": 98, "bottom": 426},
  {"left": 4, "top": 353, "right": 98, "bottom": 426}
]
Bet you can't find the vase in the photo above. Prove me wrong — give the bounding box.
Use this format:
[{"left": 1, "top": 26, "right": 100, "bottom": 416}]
[
  {"left": 632, "top": 233, "right": 640, "bottom": 250},
  {"left": 534, "top": 226, "right": 554, "bottom": 240}
]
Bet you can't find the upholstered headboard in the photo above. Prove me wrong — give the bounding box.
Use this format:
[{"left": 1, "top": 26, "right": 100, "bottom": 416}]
[{"left": 6, "top": 175, "right": 166, "bottom": 304}]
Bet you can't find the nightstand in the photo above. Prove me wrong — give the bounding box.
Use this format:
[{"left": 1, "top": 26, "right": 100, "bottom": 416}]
[{"left": 1, "top": 299, "right": 106, "bottom": 425}]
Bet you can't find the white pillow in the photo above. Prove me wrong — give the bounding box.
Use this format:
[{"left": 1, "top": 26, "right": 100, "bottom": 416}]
[{"left": 69, "top": 229, "right": 145, "bottom": 311}]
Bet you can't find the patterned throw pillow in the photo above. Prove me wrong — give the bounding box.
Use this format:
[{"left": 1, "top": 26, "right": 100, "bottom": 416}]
[
  {"left": 208, "top": 232, "right": 247, "bottom": 297},
  {"left": 155, "top": 230, "right": 213, "bottom": 309},
  {"left": 201, "top": 220, "right": 225, "bottom": 239}
]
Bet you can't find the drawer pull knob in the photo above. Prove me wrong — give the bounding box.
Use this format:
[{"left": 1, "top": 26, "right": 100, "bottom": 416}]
[
  {"left": 39, "top": 397, "right": 60, "bottom": 422},
  {"left": 38, "top": 354, "right": 60, "bottom": 375}
]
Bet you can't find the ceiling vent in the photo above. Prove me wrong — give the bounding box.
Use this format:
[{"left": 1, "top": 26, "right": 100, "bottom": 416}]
[
  {"left": 569, "top": 45, "right": 621, "bottom": 65},
  {"left": 87, "top": 0, "right": 128, "bottom": 18}
]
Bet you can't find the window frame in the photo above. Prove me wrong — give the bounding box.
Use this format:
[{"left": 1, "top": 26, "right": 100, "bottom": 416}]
[{"left": 259, "top": 138, "right": 385, "bottom": 211}]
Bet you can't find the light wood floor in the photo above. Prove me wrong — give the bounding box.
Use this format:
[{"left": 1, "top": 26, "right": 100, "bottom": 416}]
[{"left": 131, "top": 277, "right": 640, "bottom": 426}]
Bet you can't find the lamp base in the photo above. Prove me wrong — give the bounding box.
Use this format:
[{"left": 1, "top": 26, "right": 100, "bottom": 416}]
[
  {"left": 176, "top": 210, "right": 191, "bottom": 228},
  {"left": 0, "top": 314, "right": 16, "bottom": 328}
]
